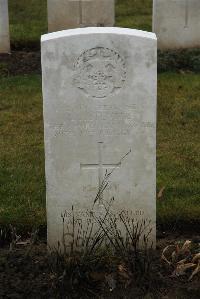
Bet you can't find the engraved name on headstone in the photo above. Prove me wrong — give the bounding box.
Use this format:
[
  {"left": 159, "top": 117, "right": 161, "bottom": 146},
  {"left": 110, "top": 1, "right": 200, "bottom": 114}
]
[
  {"left": 153, "top": 0, "right": 200, "bottom": 49},
  {"left": 41, "top": 27, "right": 157, "bottom": 249}
]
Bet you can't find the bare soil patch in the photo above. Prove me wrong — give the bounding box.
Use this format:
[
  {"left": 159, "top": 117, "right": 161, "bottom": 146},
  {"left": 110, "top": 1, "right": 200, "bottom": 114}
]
[
  {"left": 0, "top": 234, "right": 199, "bottom": 299},
  {"left": 0, "top": 52, "right": 41, "bottom": 77},
  {"left": 0, "top": 48, "right": 200, "bottom": 78}
]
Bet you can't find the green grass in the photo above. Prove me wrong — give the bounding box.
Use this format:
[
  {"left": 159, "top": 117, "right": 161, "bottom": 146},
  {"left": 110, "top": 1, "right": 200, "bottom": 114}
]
[
  {"left": 116, "top": 0, "right": 152, "bottom": 31},
  {"left": 0, "top": 75, "right": 45, "bottom": 227},
  {"left": 9, "top": 0, "right": 47, "bottom": 48},
  {"left": 157, "top": 73, "right": 200, "bottom": 227},
  {"left": 0, "top": 74, "right": 199, "bottom": 229}
]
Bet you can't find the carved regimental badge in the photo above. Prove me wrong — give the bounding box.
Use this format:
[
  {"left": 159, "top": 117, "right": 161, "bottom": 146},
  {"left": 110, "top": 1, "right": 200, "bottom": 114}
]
[{"left": 73, "top": 47, "right": 126, "bottom": 98}]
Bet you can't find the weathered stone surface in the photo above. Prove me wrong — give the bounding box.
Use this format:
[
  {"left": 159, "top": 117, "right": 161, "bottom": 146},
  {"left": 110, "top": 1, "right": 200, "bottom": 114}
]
[
  {"left": 153, "top": 0, "right": 200, "bottom": 49},
  {"left": 48, "top": 0, "right": 115, "bottom": 32},
  {"left": 41, "top": 27, "right": 157, "bottom": 250},
  {"left": 0, "top": 0, "right": 10, "bottom": 53}
]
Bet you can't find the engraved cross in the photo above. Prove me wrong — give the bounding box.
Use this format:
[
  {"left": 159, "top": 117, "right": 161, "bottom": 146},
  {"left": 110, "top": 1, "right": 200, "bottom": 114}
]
[
  {"left": 69, "top": 0, "right": 91, "bottom": 27},
  {"left": 69, "top": 0, "right": 82, "bottom": 25},
  {"left": 184, "top": 0, "right": 189, "bottom": 29},
  {"left": 80, "top": 142, "right": 121, "bottom": 204}
]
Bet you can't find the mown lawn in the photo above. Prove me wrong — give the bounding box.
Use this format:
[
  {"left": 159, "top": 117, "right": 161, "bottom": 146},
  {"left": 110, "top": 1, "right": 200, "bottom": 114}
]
[
  {"left": 0, "top": 0, "right": 199, "bottom": 230},
  {"left": 9, "top": 0, "right": 47, "bottom": 48},
  {"left": 116, "top": 0, "right": 152, "bottom": 31},
  {"left": 157, "top": 73, "right": 200, "bottom": 228},
  {"left": 0, "top": 76, "right": 45, "bottom": 228}
]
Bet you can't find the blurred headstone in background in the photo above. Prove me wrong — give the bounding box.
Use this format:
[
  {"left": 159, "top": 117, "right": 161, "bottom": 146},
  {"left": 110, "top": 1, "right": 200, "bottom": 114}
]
[
  {"left": 0, "top": 0, "right": 10, "bottom": 53},
  {"left": 153, "top": 0, "right": 200, "bottom": 49},
  {"left": 48, "top": 0, "right": 115, "bottom": 32}
]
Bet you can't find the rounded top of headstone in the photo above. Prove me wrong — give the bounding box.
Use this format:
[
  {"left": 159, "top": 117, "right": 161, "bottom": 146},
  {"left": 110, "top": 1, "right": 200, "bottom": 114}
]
[{"left": 41, "top": 27, "right": 157, "bottom": 43}]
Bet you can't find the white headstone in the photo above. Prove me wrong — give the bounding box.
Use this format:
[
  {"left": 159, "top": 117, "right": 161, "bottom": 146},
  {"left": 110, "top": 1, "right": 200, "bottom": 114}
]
[
  {"left": 41, "top": 27, "right": 157, "bottom": 250},
  {"left": 153, "top": 0, "right": 200, "bottom": 49},
  {"left": 47, "top": 0, "right": 115, "bottom": 32},
  {"left": 0, "top": 0, "right": 10, "bottom": 53}
]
